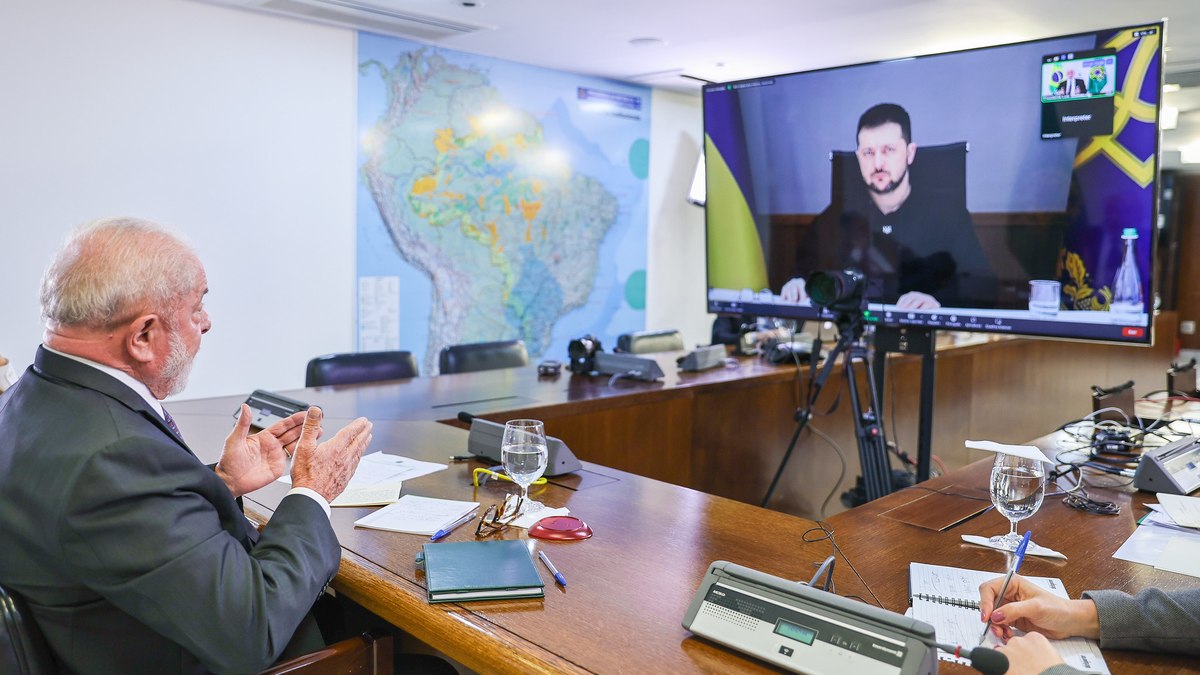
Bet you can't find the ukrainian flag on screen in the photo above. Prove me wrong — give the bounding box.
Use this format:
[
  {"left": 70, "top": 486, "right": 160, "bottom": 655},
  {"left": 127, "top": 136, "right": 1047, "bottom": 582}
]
[{"left": 705, "top": 104, "right": 768, "bottom": 291}]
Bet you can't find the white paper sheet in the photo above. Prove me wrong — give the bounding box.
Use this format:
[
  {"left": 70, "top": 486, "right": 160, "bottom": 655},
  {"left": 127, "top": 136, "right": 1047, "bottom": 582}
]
[
  {"left": 353, "top": 495, "right": 480, "bottom": 536},
  {"left": 331, "top": 484, "right": 403, "bottom": 507},
  {"left": 1157, "top": 493, "right": 1200, "bottom": 528},
  {"left": 1112, "top": 519, "right": 1200, "bottom": 566},
  {"left": 279, "top": 451, "right": 446, "bottom": 487},
  {"left": 1155, "top": 536, "right": 1200, "bottom": 577}
]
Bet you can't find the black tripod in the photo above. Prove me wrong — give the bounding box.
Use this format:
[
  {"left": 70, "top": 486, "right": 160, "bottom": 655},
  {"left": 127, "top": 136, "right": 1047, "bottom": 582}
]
[{"left": 761, "top": 312, "right": 894, "bottom": 508}]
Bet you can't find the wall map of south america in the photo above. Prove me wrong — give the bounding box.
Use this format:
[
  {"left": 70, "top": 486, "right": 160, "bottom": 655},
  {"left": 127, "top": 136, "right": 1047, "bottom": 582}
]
[{"left": 357, "top": 33, "right": 650, "bottom": 373}]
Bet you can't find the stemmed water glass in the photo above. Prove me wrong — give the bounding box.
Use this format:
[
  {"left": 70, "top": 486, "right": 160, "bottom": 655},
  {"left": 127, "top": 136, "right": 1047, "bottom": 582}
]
[
  {"left": 988, "top": 453, "right": 1046, "bottom": 550},
  {"left": 501, "top": 419, "right": 549, "bottom": 514}
]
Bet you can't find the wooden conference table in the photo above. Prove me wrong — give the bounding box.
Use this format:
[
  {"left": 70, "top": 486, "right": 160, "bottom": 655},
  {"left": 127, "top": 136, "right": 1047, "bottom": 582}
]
[
  {"left": 826, "top": 439, "right": 1200, "bottom": 674},
  {"left": 173, "top": 412, "right": 868, "bottom": 674},
  {"left": 174, "top": 388, "right": 1198, "bottom": 674}
]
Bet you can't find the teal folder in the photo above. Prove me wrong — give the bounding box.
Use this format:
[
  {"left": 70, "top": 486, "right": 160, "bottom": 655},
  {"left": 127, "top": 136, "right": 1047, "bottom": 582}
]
[{"left": 420, "top": 540, "right": 545, "bottom": 603}]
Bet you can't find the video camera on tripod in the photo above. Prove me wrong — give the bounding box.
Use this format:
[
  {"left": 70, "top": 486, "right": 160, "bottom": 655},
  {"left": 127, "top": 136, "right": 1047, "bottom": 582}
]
[{"left": 763, "top": 269, "right": 911, "bottom": 509}]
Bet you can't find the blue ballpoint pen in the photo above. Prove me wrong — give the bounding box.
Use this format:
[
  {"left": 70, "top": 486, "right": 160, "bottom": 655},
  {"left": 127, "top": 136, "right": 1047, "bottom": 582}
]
[
  {"left": 538, "top": 550, "right": 567, "bottom": 587},
  {"left": 980, "top": 530, "right": 1032, "bottom": 644},
  {"left": 429, "top": 508, "right": 479, "bottom": 542}
]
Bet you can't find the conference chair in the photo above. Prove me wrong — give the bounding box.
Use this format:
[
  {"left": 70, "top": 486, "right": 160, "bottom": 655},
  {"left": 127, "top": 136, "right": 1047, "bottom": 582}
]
[
  {"left": 260, "top": 631, "right": 393, "bottom": 675},
  {"left": 305, "top": 351, "right": 419, "bottom": 387},
  {"left": 438, "top": 339, "right": 529, "bottom": 374},
  {"left": 1, "top": 582, "right": 393, "bottom": 675}
]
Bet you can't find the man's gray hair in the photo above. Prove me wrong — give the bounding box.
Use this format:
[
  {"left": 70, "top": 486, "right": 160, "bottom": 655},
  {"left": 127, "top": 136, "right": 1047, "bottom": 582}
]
[{"left": 40, "top": 217, "right": 202, "bottom": 330}]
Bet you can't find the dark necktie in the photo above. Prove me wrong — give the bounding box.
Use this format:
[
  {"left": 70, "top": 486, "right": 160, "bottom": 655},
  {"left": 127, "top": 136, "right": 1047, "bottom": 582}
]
[{"left": 162, "top": 408, "right": 183, "bottom": 439}]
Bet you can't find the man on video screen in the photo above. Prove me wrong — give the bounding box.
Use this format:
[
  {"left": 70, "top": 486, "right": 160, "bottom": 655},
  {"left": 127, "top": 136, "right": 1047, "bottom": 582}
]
[{"left": 781, "top": 103, "right": 996, "bottom": 309}]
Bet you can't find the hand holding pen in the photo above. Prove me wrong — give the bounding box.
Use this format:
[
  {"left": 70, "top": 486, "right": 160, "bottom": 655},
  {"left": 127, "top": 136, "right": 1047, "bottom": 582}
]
[
  {"left": 978, "top": 535, "right": 1101, "bottom": 642},
  {"left": 979, "top": 531, "right": 1031, "bottom": 644}
]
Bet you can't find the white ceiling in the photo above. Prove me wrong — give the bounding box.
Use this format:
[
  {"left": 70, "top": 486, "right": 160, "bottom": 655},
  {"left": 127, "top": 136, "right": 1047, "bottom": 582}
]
[{"left": 206, "top": 0, "right": 1200, "bottom": 166}]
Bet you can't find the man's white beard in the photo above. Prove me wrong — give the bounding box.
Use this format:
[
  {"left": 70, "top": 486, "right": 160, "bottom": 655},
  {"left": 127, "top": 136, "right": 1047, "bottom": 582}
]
[{"left": 160, "top": 331, "right": 194, "bottom": 397}]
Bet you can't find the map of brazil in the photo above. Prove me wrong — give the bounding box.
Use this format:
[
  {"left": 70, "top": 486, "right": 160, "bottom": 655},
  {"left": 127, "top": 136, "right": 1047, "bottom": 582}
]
[{"left": 357, "top": 33, "right": 650, "bottom": 373}]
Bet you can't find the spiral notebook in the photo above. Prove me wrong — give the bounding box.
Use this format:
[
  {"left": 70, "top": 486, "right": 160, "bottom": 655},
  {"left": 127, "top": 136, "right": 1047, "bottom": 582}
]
[{"left": 909, "top": 562, "right": 1109, "bottom": 674}]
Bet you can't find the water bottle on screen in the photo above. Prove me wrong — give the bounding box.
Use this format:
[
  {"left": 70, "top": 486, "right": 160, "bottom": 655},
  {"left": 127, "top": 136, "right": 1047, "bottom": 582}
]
[
  {"left": 501, "top": 419, "right": 549, "bottom": 513},
  {"left": 1110, "top": 227, "right": 1143, "bottom": 316}
]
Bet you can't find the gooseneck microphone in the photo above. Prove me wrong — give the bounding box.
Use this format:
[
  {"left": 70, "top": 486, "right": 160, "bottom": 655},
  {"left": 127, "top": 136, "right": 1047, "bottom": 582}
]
[{"left": 934, "top": 641, "right": 1009, "bottom": 675}]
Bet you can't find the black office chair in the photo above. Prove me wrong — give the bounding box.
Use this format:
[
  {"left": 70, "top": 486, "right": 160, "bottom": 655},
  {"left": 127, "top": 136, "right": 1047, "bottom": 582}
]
[
  {"left": 305, "top": 351, "right": 419, "bottom": 387},
  {"left": 438, "top": 340, "right": 529, "bottom": 375},
  {"left": 830, "top": 142, "right": 968, "bottom": 214},
  {"left": 1, "top": 584, "right": 54, "bottom": 675}
]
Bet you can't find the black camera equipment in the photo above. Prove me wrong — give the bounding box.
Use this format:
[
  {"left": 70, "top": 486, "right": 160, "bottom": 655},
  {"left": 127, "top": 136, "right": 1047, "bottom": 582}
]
[
  {"left": 806, "top": 269, "right": 865, "bottom": 313},
  {"left": 567, "top": 335, "right": 603, "bottom": 374},
  {"left": 762, "top": 269, "right": 897, "bottom": 508}
]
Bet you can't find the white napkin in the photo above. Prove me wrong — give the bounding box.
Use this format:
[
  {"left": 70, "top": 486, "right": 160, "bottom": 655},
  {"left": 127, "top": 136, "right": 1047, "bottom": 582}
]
[
  {"left": 511, "top": 506, "right": 570, "bottom": 529},
  {"left": 961, "top": 534, "right": 1067, "bottom": 559}
]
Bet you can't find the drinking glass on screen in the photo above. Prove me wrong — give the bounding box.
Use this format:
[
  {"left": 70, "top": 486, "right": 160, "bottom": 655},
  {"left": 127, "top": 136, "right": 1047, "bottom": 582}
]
[
  {"left": 1028, "top": 280, "right": 1061, "bottom": 316},
  {"left": 501, "top": 419, "right": 549, "bottom": 513},
  {"left": 988, "top": 453, "right": 1046, "bottom": 550}
]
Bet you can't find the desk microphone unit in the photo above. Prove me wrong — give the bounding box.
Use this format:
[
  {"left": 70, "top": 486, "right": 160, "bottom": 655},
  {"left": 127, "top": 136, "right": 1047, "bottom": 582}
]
[
  {"left": 592, "top": 352, "right": 664, "bottom": 381},
  {"left": 1133, "top": 436, "right": 1200, "bottom": 495},
  {"left": 457, "top": 412, "right": 582, "bottom": 476},
  {"left": 683, "top": 561, "right": 939, "bottom": 675},
  {"left": 678, "top": 344, "right": 726, "bottom": 372}
]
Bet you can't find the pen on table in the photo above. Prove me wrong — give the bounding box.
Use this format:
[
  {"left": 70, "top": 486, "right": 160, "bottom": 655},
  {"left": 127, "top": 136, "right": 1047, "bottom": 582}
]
[
  {"left": 980, "top": 530, "right": 1032, "bottom": 644},
  {"left": 429, "top": 508, "right": 479, "bottom": 542},
  {"left": 538, "top": 550, "right": 567, "bottom": 587},
  {"left": 449, "top": 455, "right": 475, "bottom": 462}
]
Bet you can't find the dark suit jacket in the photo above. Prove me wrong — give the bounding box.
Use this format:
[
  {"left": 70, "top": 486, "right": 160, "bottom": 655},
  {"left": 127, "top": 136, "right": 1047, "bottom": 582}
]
[{"left": 0, "top": 347, "right": 341, "bottom": 674}]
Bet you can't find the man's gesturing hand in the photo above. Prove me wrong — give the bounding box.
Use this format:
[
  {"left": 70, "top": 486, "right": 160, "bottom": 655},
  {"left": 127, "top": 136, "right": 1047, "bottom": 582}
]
[
  {"left": 217, "top": 404, "right": 312, "bottom": 498},
  {"left": 289, "top": 406, "right": 373, "bottom": 503}
]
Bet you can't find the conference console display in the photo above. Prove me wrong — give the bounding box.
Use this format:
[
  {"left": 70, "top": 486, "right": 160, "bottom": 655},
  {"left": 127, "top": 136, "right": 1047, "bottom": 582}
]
[
  {"left": 1133, "top": 436, "right": 1200, "bottom": 495},
  {"left": 683, "top": 561, "right": 940, "bottom": 675},
  {"left": 704, "top": 22, "right": 1161, "bottom": 345},
  {"left": 457, "top": 412, "right": 583, "bottom": 477}
]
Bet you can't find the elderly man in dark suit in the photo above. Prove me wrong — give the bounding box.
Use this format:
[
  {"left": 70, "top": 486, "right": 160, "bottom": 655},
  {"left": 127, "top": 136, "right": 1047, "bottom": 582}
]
[{"left": 0, "top": 217, "right": 373, "bottom": 673}]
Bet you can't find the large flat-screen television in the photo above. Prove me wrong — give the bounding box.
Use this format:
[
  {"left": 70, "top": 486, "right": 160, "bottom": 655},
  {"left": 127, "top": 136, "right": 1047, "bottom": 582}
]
[{"left": 704, "top": 22, "right": 1162, "bottom": 344}]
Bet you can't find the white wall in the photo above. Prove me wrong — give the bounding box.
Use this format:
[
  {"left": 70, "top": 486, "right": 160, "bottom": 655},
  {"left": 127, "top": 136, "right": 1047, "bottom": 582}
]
[
  {"left": 0, "top": 0, "right": 709, "bottom": 400},
  {"left": 1, "top": 0, "right": 357, "bottom": 400},
  {"left": 647, "top": 89, "right": 710, "bottom": 347}
]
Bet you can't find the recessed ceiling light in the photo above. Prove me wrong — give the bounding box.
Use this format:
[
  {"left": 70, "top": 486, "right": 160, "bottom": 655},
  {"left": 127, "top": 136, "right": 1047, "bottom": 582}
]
[
  {"left": 1164, "top": 83, "right": 1182, "bottom": 93},
  {"left": 629, "top": 37, "right": 667, "bottom": 48}
]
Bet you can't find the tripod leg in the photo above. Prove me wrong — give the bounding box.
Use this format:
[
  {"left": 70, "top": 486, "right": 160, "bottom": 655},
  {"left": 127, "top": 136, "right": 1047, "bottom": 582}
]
[
  {"left": 845, "top": 347, "right": 892, "bottom": 502},
  {"left": 761, "top": 412, "right": 808, "bottom": 508}
]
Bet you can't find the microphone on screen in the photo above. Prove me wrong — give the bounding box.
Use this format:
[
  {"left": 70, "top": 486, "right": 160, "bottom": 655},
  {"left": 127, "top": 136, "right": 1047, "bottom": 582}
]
[
  {"left": 934, "top": 641, "right": 1009, "bottom": 675},
  {"left": 457, "top": 411, "right": 476, "bottom": 425}
]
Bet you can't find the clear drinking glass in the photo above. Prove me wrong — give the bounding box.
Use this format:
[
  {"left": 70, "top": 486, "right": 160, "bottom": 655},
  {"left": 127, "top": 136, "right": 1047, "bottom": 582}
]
[
  {"left": 988, "top": 453, "right": 1046, "bottom": 550},
  {"left": 501, "top": 419, "right": 549, "bottom": 514}
]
